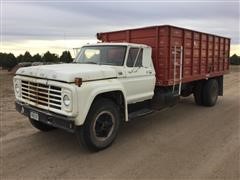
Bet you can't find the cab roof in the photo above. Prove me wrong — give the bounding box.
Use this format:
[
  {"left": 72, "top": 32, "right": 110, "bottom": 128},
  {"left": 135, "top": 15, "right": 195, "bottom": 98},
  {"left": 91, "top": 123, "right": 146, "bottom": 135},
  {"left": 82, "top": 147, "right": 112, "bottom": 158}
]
[{"left": 81, "top": 42, "right": 150, "bottom": 48}]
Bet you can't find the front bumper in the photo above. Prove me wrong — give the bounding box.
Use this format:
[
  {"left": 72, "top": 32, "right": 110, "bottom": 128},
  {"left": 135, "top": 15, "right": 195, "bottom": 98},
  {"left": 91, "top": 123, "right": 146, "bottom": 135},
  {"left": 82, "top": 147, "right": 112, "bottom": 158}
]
[{"left": 15, "top": 101, "right": 75, "bottom": 133}]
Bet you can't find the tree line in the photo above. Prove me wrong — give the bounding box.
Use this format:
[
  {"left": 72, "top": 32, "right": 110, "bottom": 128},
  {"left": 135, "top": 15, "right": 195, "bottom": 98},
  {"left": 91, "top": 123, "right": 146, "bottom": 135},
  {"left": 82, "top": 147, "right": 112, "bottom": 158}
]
[
  {"left": 230, "top": 54, "right": 240, "bottom": 65},
  {"left": 0, "top": 51, "right": 239, "bottom": 70},
  {"left": 0, "top": 51, "right": 73, "bottom": 70}
]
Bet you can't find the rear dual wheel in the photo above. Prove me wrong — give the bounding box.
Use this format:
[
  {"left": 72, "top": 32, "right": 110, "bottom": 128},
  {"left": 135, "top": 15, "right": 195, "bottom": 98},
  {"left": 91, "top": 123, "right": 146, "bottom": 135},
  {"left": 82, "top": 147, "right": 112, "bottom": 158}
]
[
  {"left": 193, "top": 79, "right": 219, "bottom": 107},
  {"left": 202, "top": 79, "right": 219, "bottom": 106},
  {"left": 193, "top": 82, "right": 204, "bottom": 105}
]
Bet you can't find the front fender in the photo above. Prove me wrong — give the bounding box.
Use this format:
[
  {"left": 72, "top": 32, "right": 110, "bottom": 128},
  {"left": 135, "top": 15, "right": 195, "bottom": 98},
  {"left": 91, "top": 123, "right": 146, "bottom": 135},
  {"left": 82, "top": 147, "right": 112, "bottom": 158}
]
[{"left": 74, "top": 78, "right": 128, "bottom": 126}]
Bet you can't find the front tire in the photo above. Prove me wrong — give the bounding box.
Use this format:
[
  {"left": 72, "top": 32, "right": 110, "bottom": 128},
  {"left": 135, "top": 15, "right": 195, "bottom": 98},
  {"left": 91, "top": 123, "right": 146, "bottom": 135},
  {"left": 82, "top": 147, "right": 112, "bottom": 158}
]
[
  {"left": 29, "top": 119, "right": 56, "bottom": 131},
  {"left": 76, "top": 98, "right": 120, "bottom": 151}
]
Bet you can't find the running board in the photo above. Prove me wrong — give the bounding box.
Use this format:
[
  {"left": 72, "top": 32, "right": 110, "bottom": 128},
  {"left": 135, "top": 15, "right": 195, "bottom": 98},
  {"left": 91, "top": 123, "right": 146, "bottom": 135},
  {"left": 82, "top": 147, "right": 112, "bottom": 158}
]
[{"left": 128, "top": 108, "right": 154, "bottom": 120}]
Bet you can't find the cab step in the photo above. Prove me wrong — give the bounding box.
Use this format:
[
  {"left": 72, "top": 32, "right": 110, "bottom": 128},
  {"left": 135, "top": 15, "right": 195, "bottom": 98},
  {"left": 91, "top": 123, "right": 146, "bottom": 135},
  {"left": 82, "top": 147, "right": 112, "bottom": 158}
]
[{"left": 128, "top": 108, "right": 154, "bottom": 120}]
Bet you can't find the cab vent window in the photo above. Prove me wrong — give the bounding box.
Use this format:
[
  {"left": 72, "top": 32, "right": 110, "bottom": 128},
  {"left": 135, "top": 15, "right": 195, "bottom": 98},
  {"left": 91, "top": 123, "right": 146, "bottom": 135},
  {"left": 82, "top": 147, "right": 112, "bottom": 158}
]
[{"left": 127, "top": 48, "right": 143, "bottom": 67}]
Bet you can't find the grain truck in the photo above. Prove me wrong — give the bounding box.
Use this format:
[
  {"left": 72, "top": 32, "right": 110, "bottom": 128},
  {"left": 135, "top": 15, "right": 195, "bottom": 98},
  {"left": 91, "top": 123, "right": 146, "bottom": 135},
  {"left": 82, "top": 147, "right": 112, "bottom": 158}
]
[{"left": 14, "top": 25, "right": 230, "bottom": 151}]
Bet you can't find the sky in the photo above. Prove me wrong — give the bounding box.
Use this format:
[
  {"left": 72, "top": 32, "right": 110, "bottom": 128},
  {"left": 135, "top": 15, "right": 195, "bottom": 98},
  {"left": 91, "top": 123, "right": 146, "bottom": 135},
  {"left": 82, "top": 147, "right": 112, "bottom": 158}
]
[{"left": 1, "top": 0, "right": 240, "bottom": 57}]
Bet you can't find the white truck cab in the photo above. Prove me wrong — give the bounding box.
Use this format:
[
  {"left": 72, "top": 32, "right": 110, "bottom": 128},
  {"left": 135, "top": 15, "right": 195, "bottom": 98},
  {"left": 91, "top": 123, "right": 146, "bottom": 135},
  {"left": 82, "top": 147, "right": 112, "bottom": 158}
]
[{"left": 14, "top": 43, "right": 156, "bottom": 150}]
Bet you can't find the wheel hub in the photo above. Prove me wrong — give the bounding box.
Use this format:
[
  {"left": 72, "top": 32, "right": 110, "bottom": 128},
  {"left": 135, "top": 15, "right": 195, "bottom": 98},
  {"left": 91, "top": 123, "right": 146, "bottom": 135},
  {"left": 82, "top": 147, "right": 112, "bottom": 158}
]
[{"left": 93, "top": 111, "right": 115, "bottom": 141}]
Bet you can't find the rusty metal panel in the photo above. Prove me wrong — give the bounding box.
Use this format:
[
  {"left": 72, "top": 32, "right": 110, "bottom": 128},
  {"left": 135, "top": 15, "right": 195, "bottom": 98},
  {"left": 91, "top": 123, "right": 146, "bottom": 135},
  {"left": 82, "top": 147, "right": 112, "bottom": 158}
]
[{"left": 97, "top": 25, "right": 230, "bottom": 86}]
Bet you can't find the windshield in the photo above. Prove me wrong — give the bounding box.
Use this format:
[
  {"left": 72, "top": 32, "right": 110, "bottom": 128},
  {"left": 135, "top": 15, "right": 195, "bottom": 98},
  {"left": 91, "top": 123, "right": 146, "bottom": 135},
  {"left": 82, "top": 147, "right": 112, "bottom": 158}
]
[{"left": 74, "top": 45, "right": 127, "bottom": 66}]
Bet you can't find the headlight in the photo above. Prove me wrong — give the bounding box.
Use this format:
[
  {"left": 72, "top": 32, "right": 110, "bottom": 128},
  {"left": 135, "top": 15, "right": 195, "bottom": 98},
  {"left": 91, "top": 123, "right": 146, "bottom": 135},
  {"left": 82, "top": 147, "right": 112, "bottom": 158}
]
[
  {"left": 62, "top": 90, "right": 72, "bottom": 112},
  {"left": 14, "top": 79, "right": 21, "bottom": 97},
  {"left": 63, "top": 94, "right": 71, "bottom": 106},
  {"left": 15, "top": 83, "right": 20, "bottom": 93}
]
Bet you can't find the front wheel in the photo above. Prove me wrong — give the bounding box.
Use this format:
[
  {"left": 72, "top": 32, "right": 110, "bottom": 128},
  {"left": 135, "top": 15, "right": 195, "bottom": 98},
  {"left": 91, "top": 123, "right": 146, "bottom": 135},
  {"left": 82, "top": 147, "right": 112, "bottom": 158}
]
[{"left": 76, "top": 98, "right": 121, "bottom": 151}]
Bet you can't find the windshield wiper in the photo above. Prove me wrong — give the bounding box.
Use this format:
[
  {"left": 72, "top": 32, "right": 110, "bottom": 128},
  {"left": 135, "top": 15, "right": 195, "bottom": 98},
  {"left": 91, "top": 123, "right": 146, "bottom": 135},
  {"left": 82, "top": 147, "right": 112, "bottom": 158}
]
[
  {"left": 72, "top": 61, "right": 98, "bottom": 64},
  {"left": 85, "top": 61, "right": 98, "bottom": 64}
]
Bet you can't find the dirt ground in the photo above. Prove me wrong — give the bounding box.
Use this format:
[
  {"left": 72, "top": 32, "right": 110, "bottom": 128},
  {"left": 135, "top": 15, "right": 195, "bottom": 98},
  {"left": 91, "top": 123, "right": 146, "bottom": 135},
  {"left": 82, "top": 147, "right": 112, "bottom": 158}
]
[{"left": 0, "top": 66, "right": 239, "bottom": 179}]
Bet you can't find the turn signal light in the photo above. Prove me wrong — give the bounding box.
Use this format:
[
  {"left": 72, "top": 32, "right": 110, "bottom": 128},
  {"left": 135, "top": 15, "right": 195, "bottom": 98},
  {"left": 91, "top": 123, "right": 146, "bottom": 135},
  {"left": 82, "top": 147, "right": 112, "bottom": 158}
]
[{"left": 75, "top": 78, "right": 82, "bottom": 87}]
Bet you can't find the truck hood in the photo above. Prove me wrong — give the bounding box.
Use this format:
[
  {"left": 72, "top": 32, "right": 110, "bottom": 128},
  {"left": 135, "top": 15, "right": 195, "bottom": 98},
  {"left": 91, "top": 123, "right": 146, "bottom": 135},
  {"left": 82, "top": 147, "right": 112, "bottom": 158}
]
[{"left": 16, "top": 64, "right": 117, "bottom": 82}]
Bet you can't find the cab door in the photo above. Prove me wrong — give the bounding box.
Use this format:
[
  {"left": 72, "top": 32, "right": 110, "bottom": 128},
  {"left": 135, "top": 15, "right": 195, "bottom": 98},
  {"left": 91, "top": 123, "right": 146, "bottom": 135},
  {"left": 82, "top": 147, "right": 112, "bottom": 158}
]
[{"left": 122, "top": 47, "right": 155, "bottom": 104}]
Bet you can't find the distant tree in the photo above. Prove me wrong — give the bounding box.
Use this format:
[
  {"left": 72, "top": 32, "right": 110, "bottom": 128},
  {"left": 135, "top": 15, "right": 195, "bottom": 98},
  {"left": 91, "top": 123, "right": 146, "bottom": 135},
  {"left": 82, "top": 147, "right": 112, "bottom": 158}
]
[
  {"left": 8, "top": 53, "right": 17, "bottom": 69},
  {"left": 230, "top": 54, "right": 240, "bottom": 65},
  {"left": 60, "top": 51, "right": 73, "bottom": 63},
  {"left": 0, "top": 53, "right": 6, "bottom": 67},
  {"left": 32, "top": 53, "right": 42, "bottom": 62},
  {"left": 42, "top": 51, "right": 59, "bottom": 63},
  {"left": 17, "top": 54, "right": 24, "bottom": 63},
  {"left": 0, "top": 53, "right": 17, "bottom": 70},
  {"left": 22, "top": 51, "right": 33, "bottom": 62}
]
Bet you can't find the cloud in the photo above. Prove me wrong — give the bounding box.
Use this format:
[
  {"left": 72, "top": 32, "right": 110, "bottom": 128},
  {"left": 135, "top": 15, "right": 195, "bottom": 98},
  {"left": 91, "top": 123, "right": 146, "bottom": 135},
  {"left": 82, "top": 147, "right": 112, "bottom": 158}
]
[
  {"left": 1, "top": 1, "right": 239, "bottom": 55},
  {"left": 2, "top": 3, "right": 103, "bottom": 40}
]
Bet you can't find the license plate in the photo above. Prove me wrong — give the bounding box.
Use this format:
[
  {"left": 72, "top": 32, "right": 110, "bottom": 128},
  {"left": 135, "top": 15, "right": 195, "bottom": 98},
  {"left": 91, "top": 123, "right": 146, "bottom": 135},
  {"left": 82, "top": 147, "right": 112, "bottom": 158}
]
[{"left": 30, "top": 111, "right": 39, "bottom": 121}]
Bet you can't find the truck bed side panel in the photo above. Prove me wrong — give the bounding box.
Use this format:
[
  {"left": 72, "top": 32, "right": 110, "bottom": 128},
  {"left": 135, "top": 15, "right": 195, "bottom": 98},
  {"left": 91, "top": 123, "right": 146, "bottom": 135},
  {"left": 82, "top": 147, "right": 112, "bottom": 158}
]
[{"left": 97, "top": 25, "right": 230, "bottom": 86}]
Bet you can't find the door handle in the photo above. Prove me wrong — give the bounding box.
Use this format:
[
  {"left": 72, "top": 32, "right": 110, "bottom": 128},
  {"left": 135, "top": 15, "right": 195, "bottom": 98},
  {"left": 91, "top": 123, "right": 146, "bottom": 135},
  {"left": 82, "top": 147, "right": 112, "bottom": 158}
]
[
  {"left": 146, "top": 70, "right": 152, "bottom": 74},
  {"left": 118, "top": 72, "right": 123, "bottom": 75}
]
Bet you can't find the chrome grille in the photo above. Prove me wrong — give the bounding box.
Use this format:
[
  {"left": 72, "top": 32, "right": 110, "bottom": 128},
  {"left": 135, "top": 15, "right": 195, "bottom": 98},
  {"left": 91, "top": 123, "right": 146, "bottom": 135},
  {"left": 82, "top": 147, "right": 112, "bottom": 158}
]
[{"left": 21, "top": 80, "right": 62, "bottom": 110}]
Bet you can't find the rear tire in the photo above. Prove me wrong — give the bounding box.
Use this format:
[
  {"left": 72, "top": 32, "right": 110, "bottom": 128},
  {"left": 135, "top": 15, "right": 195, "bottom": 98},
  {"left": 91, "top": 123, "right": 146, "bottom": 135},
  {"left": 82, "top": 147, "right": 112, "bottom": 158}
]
[
  {"left": 29, "top": 119, "right": 56, "bottom": 131},
  {"left": 193, "top": 82, "right": 203, "bottom": 105},
  {"left": 202, "top": 79, "right": 219, "bottom": 106},
  {"left": 76, "top": 98, "right": 120, "bottom": 151}
]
